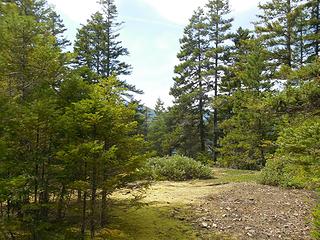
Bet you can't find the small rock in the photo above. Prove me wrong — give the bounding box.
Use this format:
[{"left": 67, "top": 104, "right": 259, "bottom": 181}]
[
  {"left": 201, "top": 222, "right": 209, "bottom": 228},
  {"left": 212, "top": 223, "right": 218, "bottom": 228}
]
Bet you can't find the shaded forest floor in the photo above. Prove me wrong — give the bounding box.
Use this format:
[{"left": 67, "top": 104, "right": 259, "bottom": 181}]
[{"left": 103, "top": 169, "right": 317, "bottom": 239}]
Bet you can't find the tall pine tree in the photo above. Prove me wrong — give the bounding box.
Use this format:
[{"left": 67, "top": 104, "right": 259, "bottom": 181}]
[
  {"left": 304, "top": 0, "right": 320, "bottom": 62},
  {"left": 170, "top": 8, "right": 210, "bottom": 156},
  {"left": 255, "top": 0, "right": 303, "bottom": 69},
  {"left": 74, "top": 0, "right": 135, "bottom": 90},
  {"left": 205, "top": 0, "right": 233, "bottom": 161}
]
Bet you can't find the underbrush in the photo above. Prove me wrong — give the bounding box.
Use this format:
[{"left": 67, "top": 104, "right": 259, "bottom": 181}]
[
  {"left": 259, "top": 117, "right": 320, "bottom": 189},
  {"left": 142, "top": 155, "right": 213, "bottom": 181},
  {"left": 313, "top": 201, "right": 320, "bottom": 240},
  {"left": 259, "top": 117, "right": 320, "bottom": 239}
]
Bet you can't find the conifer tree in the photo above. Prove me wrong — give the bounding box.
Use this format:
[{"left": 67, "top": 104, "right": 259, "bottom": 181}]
[
  {"left": 304, "top": 0, "right": 320, "bottom": 61},
  {"left": 205, "top": 0, "right": 233, "bottom": 161},
  {"left": 154, "top": 98, "right": 165, "bottom": 115},
  {"left": 255, "top": 0, "right": 303, "bottom": 69},
  {"left": 147, "top": 98, "right": 170, "bottom": 156},
  {"left": 74, "top": 0, "right": 134, "bottom": 89},
  {"left": 218, "top": 39, "right": 276, "bottom": 169},
  {"left": 170, "top": 8, "right": 210, "bottom": 155},
  {"left": 2, "top": 0, "right": 68, "bottom": 47},
  {"left": 0, "top": 1, "right": 67, "bottom": 237}
]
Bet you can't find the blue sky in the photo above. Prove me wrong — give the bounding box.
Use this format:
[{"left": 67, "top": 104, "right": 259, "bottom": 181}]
[{"left": 47, "top": 0, "right": 266, "bottom": 108}]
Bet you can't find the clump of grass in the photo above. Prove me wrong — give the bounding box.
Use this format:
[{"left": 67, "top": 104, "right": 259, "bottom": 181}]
[
  {"left": 313, "top": 196, "right": 320, "bottom": 240},
  {"left": 143, "top": 155, "right": 213, "bottom": 181}
]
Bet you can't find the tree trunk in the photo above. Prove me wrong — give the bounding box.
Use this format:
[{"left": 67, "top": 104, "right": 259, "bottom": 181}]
[
  {"left": 316, "top": 0, "right": 320, "bottom": 56},
  {"left": 39, "top": 159, "right": 49, "bottom": 218},
  {"left": 7, "top": 200, "right": 10, "bottom": 219},
  {"left": 90, "top": 163, "right": 97, "bottom": 240},
  {"left": 81, "top": 191, "right": 87, "bottom": 240},
  {"left": 34, "top": 164, "right": 38, "bottom": 204},
  {"left": 77, "top": 190, "right": 82, "bottom": 204},
  {"left": 197, "top": 38, "right": 205, "bottom": 153},
  {"left": 81, "top": 162, "right": 87, "bottom": 240},
  {"left": 213, "top": 40, "right": 219, "bottom": 162},
  {"left": 100, "top": 189, "right": 107, "bottom": 227},
  {"left": 57, "top": 184, "right": 66, "bottom": 220},
  {"left": 286, "top": 0, "right": 292, "bottom": 67},
  {"left": 1, "top": 202, "right": 3, "bottom": 218}
]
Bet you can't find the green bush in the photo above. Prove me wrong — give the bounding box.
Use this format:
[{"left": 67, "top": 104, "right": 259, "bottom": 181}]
[
  {"left": 260, "top": 117, "right": 320, "bottom": 189},
  {"left": 195, "top": 152, "right": 212, "bottom": 165},
  {"left": 313, "top": 201, "right": 320, "bottom": 240},
  {"left": 260, "top": 158, "right": 285, "bottom": 186},
  {"left": 143, "top": 155, "right": 213, "bottom": 181}
]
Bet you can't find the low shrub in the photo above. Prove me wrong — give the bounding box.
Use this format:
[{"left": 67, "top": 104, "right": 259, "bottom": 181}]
[
  {"left": 143, "top": 155, "right": 213, "bottom": 181},
  {"left": 195, "top": 152, "right": 212, "bottom": 165},
  {"left": 313, "top": 201, "right": 320, "bottom": 240},
  {"left": 260, "top": 158, "right": 285, "bottom": 186},
  {"left": 259, "top": 117, "right": 320, "bottom": 189}
]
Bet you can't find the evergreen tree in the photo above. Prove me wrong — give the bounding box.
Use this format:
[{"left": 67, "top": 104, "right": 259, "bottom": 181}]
[
  {"left": 147, "top": 99, "right": 180, "bottom": 157},
  {"left": 220, "top": 27, "right": 253, "bottom": 96},
  {"left": 2, "top": 0, "right": 69, "bottom": 47},
  {"left": 170, "top": 8, "right": 210, "bottom": 156},
  {"left": 205, "top": 0, "right": 233, "bottom": 161},
  {"left": 154, "top": 98, "right": 165, "bottom": 115},
  {"left": 255, "top": 0, "right": 302, "bottom": 68},
  {"left": 304, "top": 0, "right": 320, "bottom": 62},
  {"left": 0, "top": 2, "right": 67, "bottom": 238},
  {"left": 74, "top": 0, "right": 135, "bottom": 90},
  {"left": 59, "top": 78, "right": 146, "bottom": 236},
  {"left": 218, "top": 39, "right": 276, "bottom": 169}
]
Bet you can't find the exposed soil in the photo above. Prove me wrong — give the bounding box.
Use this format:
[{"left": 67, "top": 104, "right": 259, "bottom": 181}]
[
  {"left": 112, "top": 169, "right": 318, "bottom": 239},
  {"left": 190, "top": 182, "right": 317, "bottom": 240}
]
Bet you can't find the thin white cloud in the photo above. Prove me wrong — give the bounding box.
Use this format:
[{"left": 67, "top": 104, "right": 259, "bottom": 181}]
[
  {"left": 47, "top": 0, "right": 99, "bottom": 23},
  {"left": 46, "top": 0, "right": 267, "bottom": 108},
  {"left": 141, "top": 0, "right": 264, "bottom": 25},
  {"left": 47, "top": 0, "right": 123, "bottom": 23},
  {"left": 140, "top": 0, "right": 206, "bottom": 25},
  {"left": 123, "top": 16, "right": 181, "bottom": 29}
]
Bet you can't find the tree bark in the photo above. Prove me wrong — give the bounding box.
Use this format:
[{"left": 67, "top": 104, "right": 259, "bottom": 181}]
[
  {"left": 90, "top": 163, "right": 97, "bottom": 240},
  {"left": 213, "top": 38, "right": 219, "bottom": 162},
  {"left": 81, "top": 162, "right": 87, "bottom": 240},
  {"left": 315, "top": 0, "right": 320, "bottom": 56},
  {"left": 100, "top": 189, "right": 107, "bottom": 227},
  {"left": 77, "top": 190, "right": 82, "bottom": 204},
  {"left": 57, "top": 184, "right": 66, "bottom": 220}
]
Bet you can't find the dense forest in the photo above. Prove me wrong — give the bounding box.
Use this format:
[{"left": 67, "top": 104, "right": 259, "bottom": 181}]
[{"left": 0, "top": 0, "right": 319, "bottom": 239}]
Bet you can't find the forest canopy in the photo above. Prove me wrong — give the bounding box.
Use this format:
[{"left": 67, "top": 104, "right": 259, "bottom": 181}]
[{"left": 0, "top": 0, "right": 319, "bottom": 239}]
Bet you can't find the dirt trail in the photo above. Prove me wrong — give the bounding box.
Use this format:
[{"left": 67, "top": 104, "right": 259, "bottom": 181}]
[
  {"left": 192, "top": 182, "right": 316, "bottom": 240},
  {"left": 112, "top": 169, "right": 318, "bottom": 240},
  {"left": 141, "top": 180, "right": 233, "bottom": 205}
]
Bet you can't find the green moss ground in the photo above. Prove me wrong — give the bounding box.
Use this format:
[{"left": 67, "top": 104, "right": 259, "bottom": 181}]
[
  {"left": 32, "top": 168, "right": 259, "bottom": 239},
  {"left": 95, "top": 168, "right": 259, "bottom": 240}
]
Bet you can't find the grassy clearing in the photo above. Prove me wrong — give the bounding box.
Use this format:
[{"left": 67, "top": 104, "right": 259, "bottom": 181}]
[
  {"left": 97, "top": 202, "right": 198, "bottom": 240},
  {"left": 95, "top": 201, "right": 234, "bottom": 240},
  {"left": 104, "top": 168, "right": 259, "bottom": 239},
  {"left": 29, "top": 168, "right": 259, "bottom": 239},
  {"left": 211, "top": 168, "right": 260, "bottom": 184}
]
